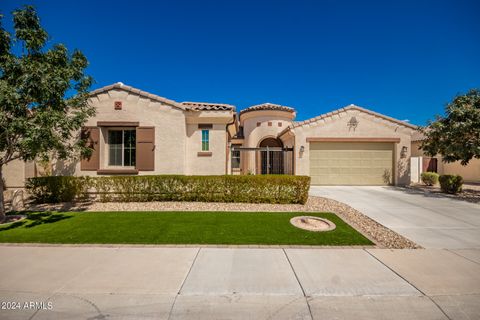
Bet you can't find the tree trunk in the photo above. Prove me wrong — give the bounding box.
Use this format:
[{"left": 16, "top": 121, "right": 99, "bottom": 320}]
[{"left": 0, "top": 165, "right": 5, "bottom": 223}]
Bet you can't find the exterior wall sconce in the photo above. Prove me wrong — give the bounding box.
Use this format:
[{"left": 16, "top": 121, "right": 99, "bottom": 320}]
[
  {"left": 401, "top": 146, "right": 408, "bottom": 158},
  {"left": 299, "top": 145, "right": 305, "bottom": 153},
  {"left": 347, "top": 116, "right": 358, "bottom": 130}
]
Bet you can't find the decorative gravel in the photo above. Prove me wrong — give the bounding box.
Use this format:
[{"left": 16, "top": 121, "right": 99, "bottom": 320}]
[
  {"left": 24, "top": 196, "right": 420, "bottom": 249},
  {"left": 406, "top": 183, "right": 480, "bottom": 204}
]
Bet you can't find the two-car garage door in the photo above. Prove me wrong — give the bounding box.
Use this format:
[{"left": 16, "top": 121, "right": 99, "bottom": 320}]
[{"left": 309, "top": 142, "right": 394, "bottom": 185}]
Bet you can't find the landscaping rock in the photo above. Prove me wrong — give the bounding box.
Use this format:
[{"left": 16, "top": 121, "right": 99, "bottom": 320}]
[
  {"left": 407, "top": 183, "right": 480, "bottom": 204},
  {"left": 3, "top": 189, "right": 26, "bottom": 212}
]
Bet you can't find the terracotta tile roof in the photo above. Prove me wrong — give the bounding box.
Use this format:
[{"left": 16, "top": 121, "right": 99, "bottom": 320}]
[
  {"left": 89, "top": 82, "right": 185, "bottom": 110},
  {"left": 182, "top": 102, "right": 236, "bottom": 111},
  {"left": 240, "top": 103, "right": 295, "bottom": 114}
]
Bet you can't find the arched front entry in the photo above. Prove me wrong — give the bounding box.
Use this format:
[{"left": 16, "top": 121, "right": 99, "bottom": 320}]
[{"left": 258, "top": 137, "right": 284, "bottom": 174}]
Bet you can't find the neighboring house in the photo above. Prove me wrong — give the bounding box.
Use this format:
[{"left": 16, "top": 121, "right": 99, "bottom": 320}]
[
  {"left": 410, "top": 131, "right": 480, "bottom": 183},
  {"left": 5, "top": 82, "right": 427, "bottom": 188}
]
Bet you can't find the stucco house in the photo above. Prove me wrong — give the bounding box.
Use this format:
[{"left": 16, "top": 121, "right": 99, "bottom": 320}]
[{"left": 8, "top": 82, "right": 477, "bottom": 189}]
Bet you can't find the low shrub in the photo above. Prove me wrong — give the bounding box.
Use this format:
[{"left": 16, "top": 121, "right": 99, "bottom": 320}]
[
  {"left": 421, "top": 172, "right": 439, "bottom": 186},
  {"left": 26, "top": 176, "right": 91, "bottom": 203},
  {"left": 26, "top": 175, "right": 311, "bottom": 204},
  {"left": 438, "top": 174, "right": 463, "bottom": 194}
]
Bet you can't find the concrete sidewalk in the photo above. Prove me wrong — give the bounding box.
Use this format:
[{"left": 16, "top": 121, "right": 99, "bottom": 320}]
[
  {"left": 310, "top": 186, "right": 480, "bottom": 249},
  {"left": 1, "top": 246, "right": 479, "bottom": 319}
]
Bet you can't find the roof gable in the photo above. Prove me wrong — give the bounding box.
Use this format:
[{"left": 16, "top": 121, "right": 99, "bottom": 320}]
[
  {"left": 89, "top": 82, "right": 185, "bottom": 110},
  {"left": 293, "top": 104, "right": 417, "bottom": 130},
  {"left": 90, "top": 83, "right": 237, "bottom": 112},
  {"left": 279, "top": 104, "right": 417, "bottom": 137}
]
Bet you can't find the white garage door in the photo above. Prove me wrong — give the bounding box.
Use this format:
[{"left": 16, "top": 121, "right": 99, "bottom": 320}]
[{"left": 309, "top": 142, "right": 394, "bottom": 185}]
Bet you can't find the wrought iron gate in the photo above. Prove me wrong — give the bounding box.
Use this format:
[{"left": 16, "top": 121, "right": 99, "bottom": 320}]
[{"left": 230, "top": 146, "right": 294, "bottom": 175}]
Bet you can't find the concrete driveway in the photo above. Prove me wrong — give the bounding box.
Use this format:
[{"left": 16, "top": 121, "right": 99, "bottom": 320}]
[
  {"left": 310, "top": 186, "right": 480, "bottom": 249},
  {"left": 1, "top": 245, "right": 479, "bottom": 319}
]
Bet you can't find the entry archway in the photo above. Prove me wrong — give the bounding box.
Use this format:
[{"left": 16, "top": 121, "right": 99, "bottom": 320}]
[
  {"left": 259, "top": 137, "right": 283, "bottom": 148},
  {"left": 258, "top": 137, "right": 284, "bottom": 174}
]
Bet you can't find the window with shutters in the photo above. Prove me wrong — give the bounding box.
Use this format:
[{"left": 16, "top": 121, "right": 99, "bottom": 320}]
[{"left": 108, "top": 129, "right": 136, "bottom": 166}]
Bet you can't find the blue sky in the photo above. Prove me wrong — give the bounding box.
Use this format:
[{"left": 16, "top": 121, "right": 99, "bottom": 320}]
[{"left": 2, "top": 0, "right": 479, "bottom": 125}]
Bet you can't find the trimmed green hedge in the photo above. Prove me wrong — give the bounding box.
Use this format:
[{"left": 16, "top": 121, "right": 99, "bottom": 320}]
[
  {"left": 26, "top": 175, "right": 311, "bottom": 204},
  {"left": 439, "top": 174, "right": 463, "bottom": 194},
  {"left": 421, "top": 172, "right": 439, "bottom": 186},
  {"left": 25, "top": 176, "right": 90, "bottom": 203}
]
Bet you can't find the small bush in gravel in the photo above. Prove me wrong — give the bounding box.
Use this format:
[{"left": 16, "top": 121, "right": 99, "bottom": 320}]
[
  {"left": 421, "top": 172, "right": 439, "bottom": 186},
  {"left": 439, "top": 174, "right": 463, "bottom": 194}
]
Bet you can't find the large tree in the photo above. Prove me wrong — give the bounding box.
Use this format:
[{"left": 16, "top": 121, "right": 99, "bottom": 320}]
[
  {"left": 0, "top": 6, "right": 95, "bottom": 222},
  {"left": 421, "top": 89, "right": 480, "bottom": 165}
]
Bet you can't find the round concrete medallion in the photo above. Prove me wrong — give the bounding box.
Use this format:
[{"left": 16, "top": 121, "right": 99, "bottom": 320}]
[{"left": 290, "top": 216, "right": 336, "bottom": 232}]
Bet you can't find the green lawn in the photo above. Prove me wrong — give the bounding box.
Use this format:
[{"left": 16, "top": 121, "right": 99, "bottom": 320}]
[{"left": 0, "top": 211, "right": 373, "bottom": 246}]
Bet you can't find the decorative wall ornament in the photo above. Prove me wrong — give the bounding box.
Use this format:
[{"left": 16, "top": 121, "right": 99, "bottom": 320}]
[{"left": 347, "top": 116, "right": 359, "bottom": 130}]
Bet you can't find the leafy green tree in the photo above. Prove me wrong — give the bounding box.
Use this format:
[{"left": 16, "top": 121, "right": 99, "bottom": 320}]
[
  {"left": 420, "top": 89, "right": 480, "bottom": 166},
  {"left": 0, "top": 6, "right": 95, "bottom": 222}
]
